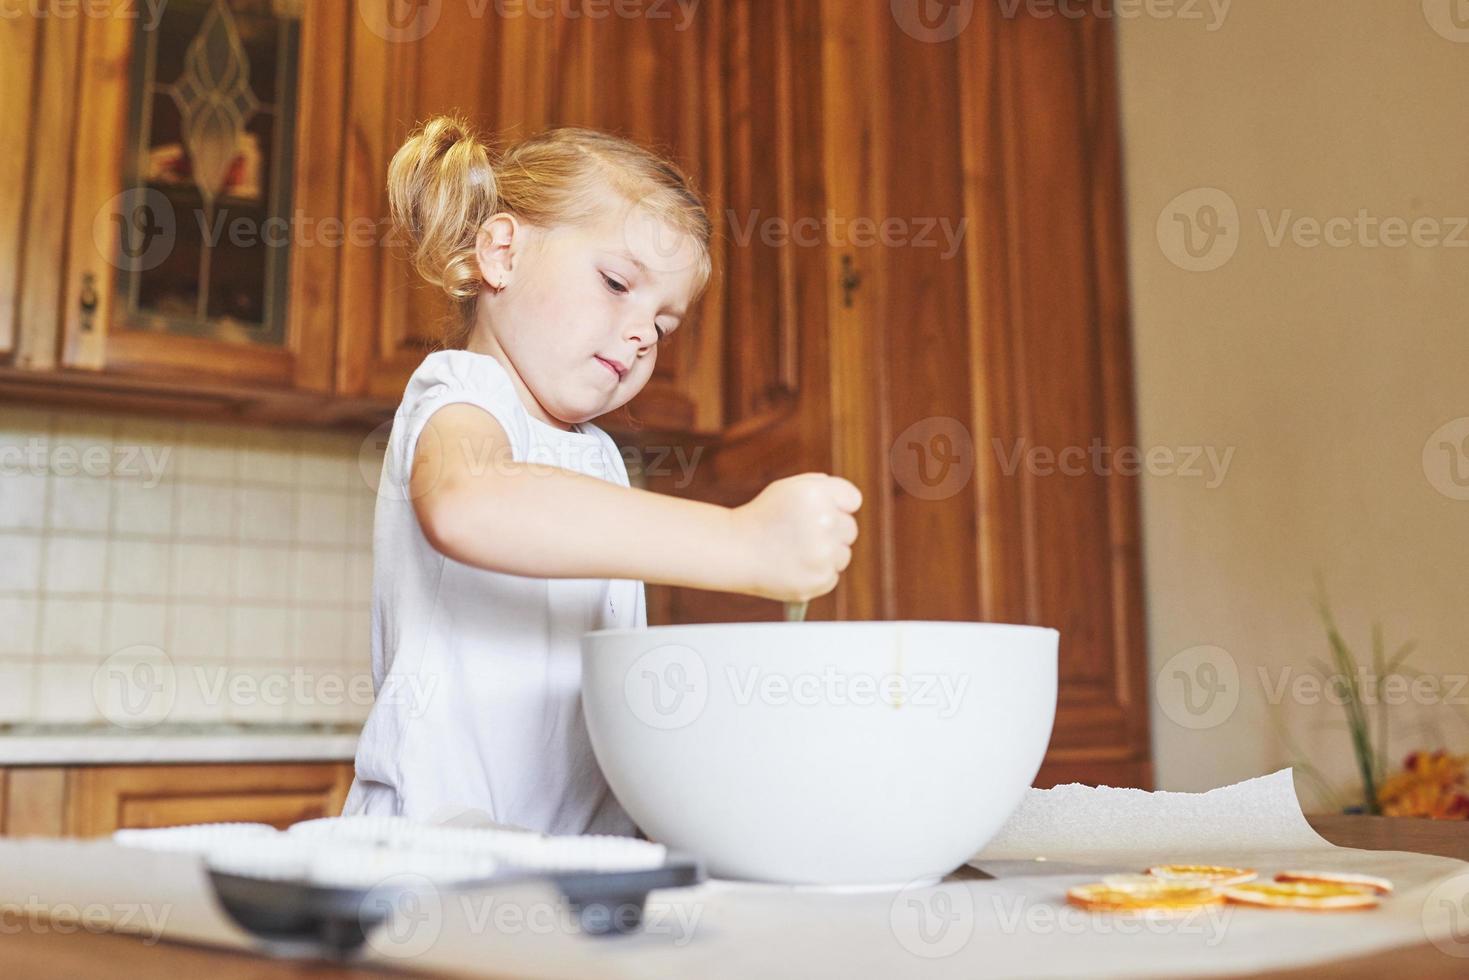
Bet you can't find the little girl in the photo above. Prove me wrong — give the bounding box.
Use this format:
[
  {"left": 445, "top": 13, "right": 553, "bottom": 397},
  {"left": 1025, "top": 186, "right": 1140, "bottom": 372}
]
[{"left": 343, "top": 117, "right": 861, "bottom": 836}]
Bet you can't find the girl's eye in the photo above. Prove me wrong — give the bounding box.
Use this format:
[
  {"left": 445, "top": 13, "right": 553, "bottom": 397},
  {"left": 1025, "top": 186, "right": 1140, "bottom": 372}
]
[{"left": 601, "top": 272, "right": 629, "bottom": 295}]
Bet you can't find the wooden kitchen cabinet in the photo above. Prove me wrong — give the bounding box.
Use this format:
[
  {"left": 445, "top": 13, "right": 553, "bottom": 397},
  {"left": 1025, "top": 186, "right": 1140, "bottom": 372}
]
[
  {"left": 3, "top": 2, "right": 800, "bottom": 433},
  {"left": 337, "top": 0, "right": 801, "bottom": 437},
  {"left": 0, "top": 763, "right": 354, "bottom": 838},
  {"left": 4, "top": 0, "right": 351, "bottom": 416},
  {"left": 646, "top": 2, "right": 1153, "bottom": 790}
]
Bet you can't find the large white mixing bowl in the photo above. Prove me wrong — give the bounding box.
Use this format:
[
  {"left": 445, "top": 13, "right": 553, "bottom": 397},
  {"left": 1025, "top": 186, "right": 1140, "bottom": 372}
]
[{"left": 581, "top": 621, "right": 1057, "bottom": 886}]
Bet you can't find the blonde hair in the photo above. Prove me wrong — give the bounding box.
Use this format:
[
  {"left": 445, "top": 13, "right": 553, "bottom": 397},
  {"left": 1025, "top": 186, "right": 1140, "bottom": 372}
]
[{"left": 387, "top": 115, "right": 713, "bottom": 346}]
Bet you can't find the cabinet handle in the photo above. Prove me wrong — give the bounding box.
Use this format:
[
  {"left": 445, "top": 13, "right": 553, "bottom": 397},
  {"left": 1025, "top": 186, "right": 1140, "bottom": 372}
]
[
  {"left": 78, "top": 272, "right": 99, "bottom": 332},
  {"left": 839, "top": 254, "right": 861, "bottom": 308}
]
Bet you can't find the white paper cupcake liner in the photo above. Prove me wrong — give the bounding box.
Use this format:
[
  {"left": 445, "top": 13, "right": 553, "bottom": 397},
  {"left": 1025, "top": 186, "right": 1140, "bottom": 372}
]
[
  {"left": 305, "top": 843, "right": 499, "bottom": 889},
  {"left": 285, "top": 815, "right": 426, "bottom": 845},
  {"left": 112, "top": 822, "right": 279, "bottom": 854},
  {"left": 204, "top": 837, "right": 319, "bottom": 881},
  {"left": 491, "top": 834, "right": 669, "bottom": 872}
]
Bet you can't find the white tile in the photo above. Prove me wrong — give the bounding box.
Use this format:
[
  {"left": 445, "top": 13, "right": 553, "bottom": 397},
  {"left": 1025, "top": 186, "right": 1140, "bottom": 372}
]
[
  {"left": 174, "top": 425, "right": 237, "bottom": 481},
  {"left": 235, "top": 545, "right": 293, "bottom": 602},
  {"left": 292, "top": 607, "right": 344, "bottom": 663},
  {"left": 171, "top": 542, "right": 233, "bottom": 599},
  {"left": 42, "top": 535, "right": 108, "bottom": 593},
  {"left": 0, "top": 598, "right": 39, "bottom": 656},
  {"left": 33, "top": 662, "right": 101, "bottom": 724},
  {"left": 109, "top": 539, "right": 171, "bottom": 597},
  {"left": 230, "top": 605, "right": 292, "bottom": 663},
  {"left": 343, "top": 606, "right": 371, "bottom": 667},
  {"left": 293, "top": 549, "right": 346, "bottom": 603},
  {"left": 170, "top": 660, "right": 226, "bottom": 722},
  {"left": 237, "top": 429, "right": 298, "bottom": 485},
  {"left": 295, "top": 489, "right": 350, "bottom": 546},
  {"left": 39, "top": 599, "right": 105, "bottom": 659},
  {"left": 105, "top": 599, "right": 168, "bottom": 652},
  {"left": 0, "top": 533, "right": 43, "bottom": 591},
  {"left": 170, "top": 602, "right": 231, "bottom": 662},
  {"left": 351, "top": 489, "right": 377, "bottom": 550},
  {"left": 177, "top": 482, "right": 236, "bottom": 539},
  {"left": 225, "top": 665, "right": 291, "bottom": 723},
  {"left": 47, "top": 475, "right": 111, "bottom": 532},
  {"left": 0, "top": 471, "right": 48, "bottom": 529},
  {"left": 0, "top": 658, "right": 35, "bottom": 721},
  {"left": 347, "top": 552, "right": 374, "bottom": 606},
  {"left": 113, "top": 478, "right": 175, "bottom": 536},
  {"left": 236, "top": 486, "right": 294, "bottom": 542},
  {"left": 50, "top": 418, "right": 114, "bottom": 479},
  {"left": 298, "top": 432, "right": 355, "bottom": 489},
  {"left": 287, "top": 664, "right": 358, "bottom": 723},
  {"left": 114, "top": 417, "right": 181, "bottom": 486}
]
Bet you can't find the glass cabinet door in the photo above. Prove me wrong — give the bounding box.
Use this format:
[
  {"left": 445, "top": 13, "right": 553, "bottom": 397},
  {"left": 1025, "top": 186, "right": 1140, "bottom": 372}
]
[{"left": 116, "top": 0, "right": 300, "bottom": 348}]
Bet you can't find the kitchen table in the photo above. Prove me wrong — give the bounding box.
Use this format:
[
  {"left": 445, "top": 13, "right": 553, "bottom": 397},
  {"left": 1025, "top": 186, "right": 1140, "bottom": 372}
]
[{"left": 0, "top": 815, "right": 1464, "bottom": 979}]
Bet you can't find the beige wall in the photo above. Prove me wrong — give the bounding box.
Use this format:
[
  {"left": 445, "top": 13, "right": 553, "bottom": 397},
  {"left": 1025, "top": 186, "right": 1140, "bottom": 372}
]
[{"left": 1115, "top": 1, "right": 1469, "bottom": 807}]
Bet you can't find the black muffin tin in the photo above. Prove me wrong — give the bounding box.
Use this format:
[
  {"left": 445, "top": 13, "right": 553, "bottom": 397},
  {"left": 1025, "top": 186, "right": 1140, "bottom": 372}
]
[{"left": 208, "top": 856, "right": 705, "bottom": 959}]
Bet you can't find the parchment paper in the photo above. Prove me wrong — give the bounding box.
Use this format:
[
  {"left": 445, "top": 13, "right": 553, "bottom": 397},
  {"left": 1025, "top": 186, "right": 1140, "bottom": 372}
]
[{"left": 2, "top": 768, "right": 1466, "bottom": 979}]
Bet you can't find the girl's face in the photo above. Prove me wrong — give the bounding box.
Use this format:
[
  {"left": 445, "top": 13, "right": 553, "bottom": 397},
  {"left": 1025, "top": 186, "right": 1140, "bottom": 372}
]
[{"left": 473, "top": 200, "right": 704, "bottom": 429}]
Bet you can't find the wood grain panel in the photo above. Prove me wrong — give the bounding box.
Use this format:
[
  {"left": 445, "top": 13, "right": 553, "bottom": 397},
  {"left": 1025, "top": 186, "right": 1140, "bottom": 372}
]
[
  {"left": 0, "top": 768, "right": 69, "bottom": 837},
  {"left": 15, "top": 14, "right": 85, "bottom": 372},
  {"left": 65, "top": 763, "right": 354, "bottom": 838},
  {"left": 958, "top": 5, "right": 1150, "bottom": 777},
  {"left": 0, "top": 13, "right": 40, "bottom": 359},
  {"left": 59, "top": 11, "right": 133, "bottom": 371}
]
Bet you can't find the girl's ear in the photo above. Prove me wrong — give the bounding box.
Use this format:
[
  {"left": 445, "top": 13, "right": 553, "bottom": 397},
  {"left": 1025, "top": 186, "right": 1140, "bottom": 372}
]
[{"left": 475, "top": 213, "right": 520, "bottom": 290}]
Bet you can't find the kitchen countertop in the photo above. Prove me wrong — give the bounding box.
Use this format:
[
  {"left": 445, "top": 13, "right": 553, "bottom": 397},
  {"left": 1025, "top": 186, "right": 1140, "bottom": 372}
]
[
  {"left": 0, "top": 815, "right": 1463, "bottom": 979},
  {"left": 0, "top": 723, "right": 360, "bottom": 764}
]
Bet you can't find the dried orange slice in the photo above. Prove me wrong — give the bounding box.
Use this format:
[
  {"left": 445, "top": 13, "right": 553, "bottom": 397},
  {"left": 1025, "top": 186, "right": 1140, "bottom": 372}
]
[
  {"left": 1067, "top": 882, "right": 1224, "bottom": 915},
  {"left": 1102, "top": 873, "right": 1222, "bottom": 892},
  {"left": 1274, "top": 871, "right": 1393, "bottom": 895},
  {"left": 1147, "top": 864, "right": 1257, "bottom": 886},
  {"left": 1223, "top": 881, "right": 1380, "bottom": 911}
]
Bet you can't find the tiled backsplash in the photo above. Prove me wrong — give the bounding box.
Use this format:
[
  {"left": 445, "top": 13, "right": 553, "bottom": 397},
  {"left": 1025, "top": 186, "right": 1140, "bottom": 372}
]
[{"left": 0, "top": 406, "right": 379, "bottom": 727}]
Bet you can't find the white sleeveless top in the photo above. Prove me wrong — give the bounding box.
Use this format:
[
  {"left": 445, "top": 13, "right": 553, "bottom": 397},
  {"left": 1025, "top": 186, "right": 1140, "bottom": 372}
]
[{"left": 343, "top": 349, "right": 644, "bottom": 835}]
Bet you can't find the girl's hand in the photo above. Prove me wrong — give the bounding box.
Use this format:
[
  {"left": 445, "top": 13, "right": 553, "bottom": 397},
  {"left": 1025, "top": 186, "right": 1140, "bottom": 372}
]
[{"left": 732, "top": 473, "right": 862, "bottom": 602}]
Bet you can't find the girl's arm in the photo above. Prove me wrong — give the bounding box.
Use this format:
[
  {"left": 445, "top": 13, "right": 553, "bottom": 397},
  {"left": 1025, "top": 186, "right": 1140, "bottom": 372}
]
[{"left": 410, "top": 403, "right": 861, "bottom": 602}]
